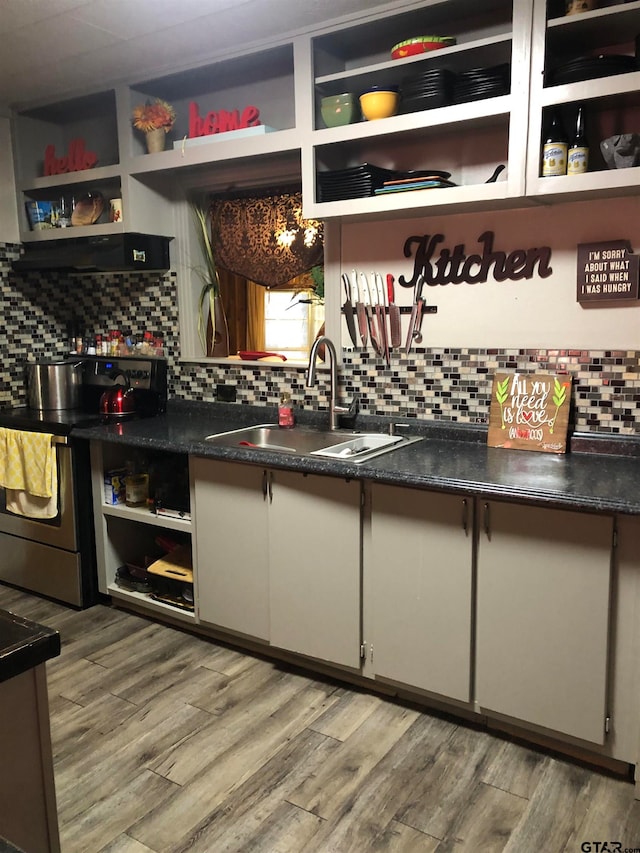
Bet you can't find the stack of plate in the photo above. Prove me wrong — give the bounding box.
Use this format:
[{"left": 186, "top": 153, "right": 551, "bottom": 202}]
[
  {"left": 547, "top": 54, "right": 636, "bottom": 86},
  {"left": 317, "top": 164, "right": 399, "bottom": 201},
  {"left": 453, "top": 64, "right": 511, "bottom": 104},
  {"left": 374, "top": 172, "right": 455, "bottom": 195},
  {"left": 399, "top": 68, "right": 455, "bottom": 113}
]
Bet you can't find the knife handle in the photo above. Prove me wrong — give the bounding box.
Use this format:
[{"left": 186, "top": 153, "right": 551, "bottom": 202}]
[
  {"left": 386, "top": 274, "right": 395, "bottom": 302},
  {"left": 341, "top": 273, "right": 351, "bottom": 303},
  {"left": 359, "top": 272, "right": 371, "bottom": 306}
]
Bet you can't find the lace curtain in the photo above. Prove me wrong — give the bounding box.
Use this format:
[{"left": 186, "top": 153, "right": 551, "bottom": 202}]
[{"left": 210, "top": 190, "right": 323, "bottom": 288}]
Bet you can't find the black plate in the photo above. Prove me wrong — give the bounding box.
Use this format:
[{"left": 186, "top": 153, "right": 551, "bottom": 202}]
[
  {"left": 401, "top": 82, "right": 451, "bottom": 95},
  {"left": 401, "top": 94, "right": 451, "bottom": 112},
  {"left": 395, "top": 169, "right": 451, "bottom": 180},
  {"left": 548, "top": 54, "right": 636, "bottom": 85}
]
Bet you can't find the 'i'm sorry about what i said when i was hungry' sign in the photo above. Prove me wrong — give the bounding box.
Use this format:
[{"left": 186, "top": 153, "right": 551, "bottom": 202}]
[{"left": 577, "top": 240, "right": 639, "bottom": 303}]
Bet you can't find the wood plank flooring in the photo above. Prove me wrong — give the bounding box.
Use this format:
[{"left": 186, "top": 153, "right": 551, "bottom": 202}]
[{"left": 2, "top": 585, "right": 640, "bottom": 853}]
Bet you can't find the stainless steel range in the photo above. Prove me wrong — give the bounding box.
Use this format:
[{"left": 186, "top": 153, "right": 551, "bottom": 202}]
[{"left": 0, "top": 356, "right": 167, "bottom": 607}]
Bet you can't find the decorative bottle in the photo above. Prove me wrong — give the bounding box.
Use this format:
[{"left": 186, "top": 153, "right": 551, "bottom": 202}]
[
  {"left": 542, "top": 111, "right": 568, "bottom": 177},
  {"left": 567, "top": 104, "right": 589, "bottom": 175},
  {"left": 278, "top": 391, "right": 295, "bottom": 429}
]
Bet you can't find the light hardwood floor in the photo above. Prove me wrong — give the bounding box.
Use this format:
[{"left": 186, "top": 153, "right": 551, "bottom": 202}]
[{"left": 2, "top": 584, "right": 640, "bottom": 853}]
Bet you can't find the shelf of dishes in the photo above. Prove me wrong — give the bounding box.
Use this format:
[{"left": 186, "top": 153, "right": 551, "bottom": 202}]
[
  {"left": 312, "top": 0, "right": 513, "bottom": 80},
  {"left": 313, "top": 0, "right": 514, "bottom": 132},
  {"left": 309, "top": 104, "right": 512, "bottom": 210},
  {"left": 22, "top": 186, "right": 124, "bottom": 235}
]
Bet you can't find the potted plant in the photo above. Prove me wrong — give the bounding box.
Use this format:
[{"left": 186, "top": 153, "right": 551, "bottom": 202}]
[
  {"left": 192, "top": 202, "right": 229, "bottom": 357},
  {"left": 132, "top": 98, "right": 176, "bottom": 153}
]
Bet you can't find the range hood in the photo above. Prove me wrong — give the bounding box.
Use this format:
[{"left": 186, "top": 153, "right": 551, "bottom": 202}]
[{"left": 12, "top": 233, "right": 172, "bottom": 273}]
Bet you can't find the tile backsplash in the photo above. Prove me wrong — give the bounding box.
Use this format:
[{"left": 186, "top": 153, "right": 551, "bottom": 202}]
[{"left": 1, "top": 242, "right": 639, "bottom": 435}]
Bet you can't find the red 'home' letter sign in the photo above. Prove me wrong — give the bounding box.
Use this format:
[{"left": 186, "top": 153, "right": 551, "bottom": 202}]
[{"left": 188, "top": 102, "right": 261, "bottom": 137}]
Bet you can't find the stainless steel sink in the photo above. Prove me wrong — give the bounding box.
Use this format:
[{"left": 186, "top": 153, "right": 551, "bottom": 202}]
[{"left": 204, "top": 424, "right": 421, "bottom": 463}]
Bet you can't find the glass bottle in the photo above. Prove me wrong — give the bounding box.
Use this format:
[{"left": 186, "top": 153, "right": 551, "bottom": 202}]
[
  {"left": 125, "top": 457, "right": 149, "bottom": 507},
  {"left": 567, "top": 104, "right": 589, "bottom": 175},
  {"left": 541, "top": 110, "right": 568, "bottom": 177}
]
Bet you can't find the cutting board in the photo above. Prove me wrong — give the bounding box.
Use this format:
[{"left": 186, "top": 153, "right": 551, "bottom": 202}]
[{"left": 147, "top": 544, "right": 193, "bottom": 583}]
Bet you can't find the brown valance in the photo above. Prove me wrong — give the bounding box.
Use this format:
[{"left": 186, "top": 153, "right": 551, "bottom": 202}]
[{"left": 210, "top": 190, "right": 323, "bottom": 288}]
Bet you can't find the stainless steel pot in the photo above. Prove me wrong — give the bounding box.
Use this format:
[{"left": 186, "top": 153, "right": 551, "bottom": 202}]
[{"left": 25, "top": 360, "right": 83, "bottom": 410}]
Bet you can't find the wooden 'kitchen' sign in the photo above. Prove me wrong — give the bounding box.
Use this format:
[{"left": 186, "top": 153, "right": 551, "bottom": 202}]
[{"left": 487, "top": 372, "right": 571, "bottom": 454}]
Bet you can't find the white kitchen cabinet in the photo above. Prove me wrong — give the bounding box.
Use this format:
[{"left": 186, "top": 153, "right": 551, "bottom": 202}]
[
  {"left": 193, "top": 458, "right": 362, "bottom": 668},
  {"left": 268, "top": 468, "right": 361, "bottom": 669},
  {"left": 526, "top": 0, "right": 640, "bottom": 203},
  {"left": 476, "top": 499, "right": 613, "bottom": 744},
  {"left": 368, "top": 484, "right": 473, "bottom": 702},
  {"left": 192, "top": 458, "right": 270, "bottom": 641}
]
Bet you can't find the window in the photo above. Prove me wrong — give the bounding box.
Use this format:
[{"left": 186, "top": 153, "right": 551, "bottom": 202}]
[{"left": 264, "top": 289, "right": 324, "bottom": 361}]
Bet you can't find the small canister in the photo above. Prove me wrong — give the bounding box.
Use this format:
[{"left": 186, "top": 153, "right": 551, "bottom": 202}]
[
  {"left": 125, "top": 473, "right": 149, "bottom": 507},
  {"left": 109, "top": 198, "right": 124, "bottom": 223}
]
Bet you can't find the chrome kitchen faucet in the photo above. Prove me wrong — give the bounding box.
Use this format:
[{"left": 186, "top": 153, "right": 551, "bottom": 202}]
[{"left": 306, "top": 336, "right": 354, "bottom": 430}]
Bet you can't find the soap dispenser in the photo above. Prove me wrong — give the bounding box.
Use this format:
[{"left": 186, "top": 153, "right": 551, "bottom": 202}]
[{"left": 278, "top": 391, "right": 295, "bottom": 429}]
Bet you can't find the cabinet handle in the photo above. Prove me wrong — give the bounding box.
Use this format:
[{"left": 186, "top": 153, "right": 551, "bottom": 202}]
[
  {"left": 483, "top": 502, "right": 491, "bottom": 539},
  {"left": 462, "top": 498, "right": 469, "bottom": 535},
  {"left": 268, "top": 471, "right": 274, "bottom": 504},
  {"left": 262, "top": 469, "right": 268, "bottom": 500}
]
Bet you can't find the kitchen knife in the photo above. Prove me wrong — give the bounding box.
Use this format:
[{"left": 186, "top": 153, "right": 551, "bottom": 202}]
[
  {"left": 375, "top": 273, "right": 390, "bottom": 366},
  {"left": 353, "top": 268, "right": 368, "bottom": 350},
  {"left": 387, "top": 274, "right": 402, "bottom": 350},
  {"left": 404, "top": 275, "right": 424, "bottom": 354},
  {"left": 371, "top": 272, "right": 385, "bottom": 359},
  {"left": 341, "top": 272, "right": 359, "bottom": 349},
  {"left": 360, "top": 271, "right": 380, "bottom": 356}
]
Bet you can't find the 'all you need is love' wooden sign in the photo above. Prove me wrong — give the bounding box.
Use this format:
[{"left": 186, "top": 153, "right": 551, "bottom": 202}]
[{"left": 487, "top": 372, "right": 571, "bottom": 454}]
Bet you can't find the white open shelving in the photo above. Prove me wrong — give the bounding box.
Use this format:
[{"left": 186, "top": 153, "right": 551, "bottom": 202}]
[{"left": 526, "top": 0, "right": 640, "bottom": 203}]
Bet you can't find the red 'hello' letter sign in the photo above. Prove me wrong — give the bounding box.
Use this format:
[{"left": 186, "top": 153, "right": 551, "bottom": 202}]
[{"left": 43, "top": 138, "right": 98, "bottom": 176}]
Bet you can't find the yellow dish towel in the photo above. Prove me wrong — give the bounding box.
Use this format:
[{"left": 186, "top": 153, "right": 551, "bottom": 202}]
[{"left": 0, "top": 428, "right": 58, "bottom": 519}]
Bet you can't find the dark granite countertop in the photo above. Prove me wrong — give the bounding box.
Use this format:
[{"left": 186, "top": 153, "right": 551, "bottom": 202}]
[
  {"left": 72, "top": 400, "right": 640, "bottom": 515},
  {"left": 0, "top": 610, "right": 60, "bottom": 685}
]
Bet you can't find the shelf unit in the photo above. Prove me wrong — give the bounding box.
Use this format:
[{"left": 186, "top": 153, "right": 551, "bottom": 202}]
[
  {"left": 526, "top": 0, "right": 640, "bottom": 201},
  {"left": 90, "top": 442, "right": 196, "bottom": 624},
  {"left": 303, "top": 0, "right": 532, "bottom": 220},
  {"left": 11, "top": 39, "right": 302, "bottom": 245},
  {"left": 11, "top": 0, "right": 640, "bottom": 246},
  {"left": 13, "top": 90, "right": 122, "bottom": 241}
]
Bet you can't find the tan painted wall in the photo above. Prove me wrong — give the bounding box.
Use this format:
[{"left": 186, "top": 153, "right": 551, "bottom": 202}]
[{"left": 342, "top": 196, "right": 640, "bottom": 350}]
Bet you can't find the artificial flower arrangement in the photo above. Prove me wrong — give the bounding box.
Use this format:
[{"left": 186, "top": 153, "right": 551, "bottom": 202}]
[{"left": 132, "top": 98, "right": 176, "bottom": 134}]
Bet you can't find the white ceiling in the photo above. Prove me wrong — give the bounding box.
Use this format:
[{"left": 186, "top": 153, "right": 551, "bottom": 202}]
[{"left": 0, "top": 0, "right": 386, "bottom": 110}]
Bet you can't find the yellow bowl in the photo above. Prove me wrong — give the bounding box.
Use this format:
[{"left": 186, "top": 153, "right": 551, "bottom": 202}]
[{"left": 359, "top": 90, "right": 399, "bottom": 121}]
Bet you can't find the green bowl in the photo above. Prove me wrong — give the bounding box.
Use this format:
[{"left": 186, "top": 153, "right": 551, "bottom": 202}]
[{"left": 320, "top": 94, "right": 358, "bottom": 128}]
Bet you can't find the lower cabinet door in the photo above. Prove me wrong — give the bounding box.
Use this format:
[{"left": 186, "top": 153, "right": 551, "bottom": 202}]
[
  {"left": 476, "top": 500, "right": 613, "bottom": 744},
  {"left": 269, "top": 471, "right": 362, "bottom": 669},
  {"left": 193, "top": 458, "right": 270, "bottom": 641},
  {"left": 370, "top": 484, "right": 473, "bottom": 703}
]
